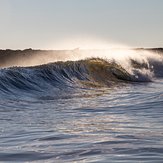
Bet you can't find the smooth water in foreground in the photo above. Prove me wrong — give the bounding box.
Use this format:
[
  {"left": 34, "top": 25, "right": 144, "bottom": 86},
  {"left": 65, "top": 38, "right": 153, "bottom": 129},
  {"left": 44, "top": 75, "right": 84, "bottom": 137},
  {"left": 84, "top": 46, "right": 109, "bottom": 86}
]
[{"left": 0, "top": 79, "right": 163, "bottom": 162}]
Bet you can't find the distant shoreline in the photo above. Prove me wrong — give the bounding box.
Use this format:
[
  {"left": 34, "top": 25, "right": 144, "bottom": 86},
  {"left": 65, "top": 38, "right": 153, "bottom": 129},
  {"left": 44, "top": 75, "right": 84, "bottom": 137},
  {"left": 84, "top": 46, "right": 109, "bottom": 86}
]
[{"left": 0, "top": 48, "right": 163, "bottom": 68}]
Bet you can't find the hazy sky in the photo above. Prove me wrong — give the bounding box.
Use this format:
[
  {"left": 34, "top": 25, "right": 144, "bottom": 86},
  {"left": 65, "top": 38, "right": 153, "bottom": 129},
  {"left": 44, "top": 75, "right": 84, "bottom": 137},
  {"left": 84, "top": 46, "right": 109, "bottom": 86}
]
[{"left": 0, "top": 0, "right": 163, "bottom": 49}]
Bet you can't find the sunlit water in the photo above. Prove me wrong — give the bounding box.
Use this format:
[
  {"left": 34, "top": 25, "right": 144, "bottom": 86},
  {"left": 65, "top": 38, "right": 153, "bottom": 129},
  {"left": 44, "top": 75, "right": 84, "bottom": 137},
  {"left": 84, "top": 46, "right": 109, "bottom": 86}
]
[{"left": 0, "top": 79, "right": 163, "bottom": 162}]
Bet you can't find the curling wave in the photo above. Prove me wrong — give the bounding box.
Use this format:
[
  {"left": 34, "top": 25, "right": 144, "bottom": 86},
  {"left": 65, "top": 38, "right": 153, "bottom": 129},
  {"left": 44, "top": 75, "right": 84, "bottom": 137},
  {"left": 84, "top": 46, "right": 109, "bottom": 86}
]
[{"left": 0, "top": 56, "right": 163, "bottom": 99}]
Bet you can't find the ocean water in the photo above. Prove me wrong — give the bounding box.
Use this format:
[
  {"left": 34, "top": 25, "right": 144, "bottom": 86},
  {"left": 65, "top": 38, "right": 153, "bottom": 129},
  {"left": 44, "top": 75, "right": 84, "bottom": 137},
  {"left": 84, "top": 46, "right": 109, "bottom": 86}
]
[{"left": 0, "top": 50, "right": 163, "bottom": 162}]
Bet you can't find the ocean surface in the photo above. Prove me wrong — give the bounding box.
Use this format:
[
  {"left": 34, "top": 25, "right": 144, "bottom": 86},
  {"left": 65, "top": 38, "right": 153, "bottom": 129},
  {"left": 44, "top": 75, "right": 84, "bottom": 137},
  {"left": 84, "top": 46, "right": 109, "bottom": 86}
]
[{"left": 0, "top": 49, "right": 163, "bottom": 162}]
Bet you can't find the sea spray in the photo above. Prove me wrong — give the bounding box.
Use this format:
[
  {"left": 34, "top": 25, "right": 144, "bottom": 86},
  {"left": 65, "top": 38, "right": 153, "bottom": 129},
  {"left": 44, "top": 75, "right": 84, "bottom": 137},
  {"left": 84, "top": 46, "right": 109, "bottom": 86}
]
[{"left": 0, "top": 48, "right": 163, "bottom": 81}]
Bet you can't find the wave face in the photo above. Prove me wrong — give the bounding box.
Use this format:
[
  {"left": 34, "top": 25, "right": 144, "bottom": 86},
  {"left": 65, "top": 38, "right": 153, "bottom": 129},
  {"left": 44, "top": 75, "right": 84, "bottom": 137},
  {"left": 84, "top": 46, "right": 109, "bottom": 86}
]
[
  {"left": 0, "top": 52, "right": 163, "bottom": 99},
  {"left": 0, "top": 58, "right": 129, "bottom": 99}
]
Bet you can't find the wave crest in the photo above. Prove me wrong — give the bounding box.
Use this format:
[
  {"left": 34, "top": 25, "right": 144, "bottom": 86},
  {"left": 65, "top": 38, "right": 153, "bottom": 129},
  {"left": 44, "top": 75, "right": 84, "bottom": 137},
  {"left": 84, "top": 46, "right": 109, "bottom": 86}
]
[{"left": 1, "top": 56, "right": 161, "bottom": 99}]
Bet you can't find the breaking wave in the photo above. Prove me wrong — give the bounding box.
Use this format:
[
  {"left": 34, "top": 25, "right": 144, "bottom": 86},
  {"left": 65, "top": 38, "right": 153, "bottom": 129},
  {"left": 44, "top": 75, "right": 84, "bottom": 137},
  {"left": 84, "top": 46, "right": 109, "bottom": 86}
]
[{"left": 0, "top": 50, "right": 163, "bottom": 99}]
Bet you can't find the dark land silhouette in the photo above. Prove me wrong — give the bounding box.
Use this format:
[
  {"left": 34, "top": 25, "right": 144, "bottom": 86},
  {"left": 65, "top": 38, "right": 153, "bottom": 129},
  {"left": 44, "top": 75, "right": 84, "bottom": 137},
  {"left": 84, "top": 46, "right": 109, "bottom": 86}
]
[{"left": 0, "top": 48, "right": 163, "bottom": 68}]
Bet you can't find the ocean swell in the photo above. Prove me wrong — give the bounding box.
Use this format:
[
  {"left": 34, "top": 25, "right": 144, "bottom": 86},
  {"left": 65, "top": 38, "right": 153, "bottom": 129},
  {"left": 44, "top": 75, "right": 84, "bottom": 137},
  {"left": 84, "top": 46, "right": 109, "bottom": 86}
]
[{"left": 0, "top": 56, "right": 162, "bottom": 100}]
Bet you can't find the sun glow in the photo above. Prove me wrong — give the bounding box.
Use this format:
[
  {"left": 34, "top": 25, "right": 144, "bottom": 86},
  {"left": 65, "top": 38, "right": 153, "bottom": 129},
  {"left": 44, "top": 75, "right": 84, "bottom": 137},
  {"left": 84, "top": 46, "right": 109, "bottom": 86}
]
[{"left": 47, "top": 36, "right": 129, "bottom": 50}]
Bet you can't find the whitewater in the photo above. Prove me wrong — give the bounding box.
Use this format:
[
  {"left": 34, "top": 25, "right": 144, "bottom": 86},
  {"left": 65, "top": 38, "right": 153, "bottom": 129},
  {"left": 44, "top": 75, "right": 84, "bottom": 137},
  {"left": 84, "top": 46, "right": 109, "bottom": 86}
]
[{"left": 0, "top": 48, "right": 163, "bottom": 162}]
